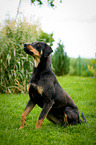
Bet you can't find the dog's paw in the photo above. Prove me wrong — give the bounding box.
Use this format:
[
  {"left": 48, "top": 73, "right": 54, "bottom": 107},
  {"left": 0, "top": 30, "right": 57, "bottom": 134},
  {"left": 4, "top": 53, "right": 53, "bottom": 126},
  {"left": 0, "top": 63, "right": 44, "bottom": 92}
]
[
  {"left": 19, "top": 126, "right": 24, "bottom": 129},
  {"left": 19, "top": 124, "right": 26, "bottom": 129}
]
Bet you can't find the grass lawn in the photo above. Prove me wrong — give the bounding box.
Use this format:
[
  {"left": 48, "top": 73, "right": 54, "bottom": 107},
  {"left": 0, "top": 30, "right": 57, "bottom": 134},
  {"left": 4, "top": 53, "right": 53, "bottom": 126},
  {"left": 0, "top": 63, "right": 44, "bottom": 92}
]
[{"left": 0, "top": 76, "right": 96, "bottom": 145}]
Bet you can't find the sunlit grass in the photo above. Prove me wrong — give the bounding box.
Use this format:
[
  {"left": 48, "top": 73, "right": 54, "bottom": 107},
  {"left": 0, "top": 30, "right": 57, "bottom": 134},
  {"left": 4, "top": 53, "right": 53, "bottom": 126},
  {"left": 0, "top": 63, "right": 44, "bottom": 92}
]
[{"left": 0, "top": 76, "right": 96, "bottom": 145}]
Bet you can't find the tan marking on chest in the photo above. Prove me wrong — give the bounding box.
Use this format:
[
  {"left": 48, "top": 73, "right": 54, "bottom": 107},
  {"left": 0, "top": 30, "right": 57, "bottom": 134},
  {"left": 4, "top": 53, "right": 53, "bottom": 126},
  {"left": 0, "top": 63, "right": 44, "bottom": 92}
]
[
  {"left": 27, "top": 84, "right": 30, "bottom": 93},
  {"left": 33, "top": 57, "right": 40, "bottom": 67},
  {"left": 37, "top": 86, "right": 43, "bottom": 95},
  {"left": 27, "top": 83, "right": 43, "bottom": 95}
]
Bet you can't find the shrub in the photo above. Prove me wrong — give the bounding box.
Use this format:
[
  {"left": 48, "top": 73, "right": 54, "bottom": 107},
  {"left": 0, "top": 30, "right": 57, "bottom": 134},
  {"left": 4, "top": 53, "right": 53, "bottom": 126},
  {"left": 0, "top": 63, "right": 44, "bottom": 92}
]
[
  {"left": 87, "top": 65, "right": 96, "bottom": 77},
  {"left": 69, "top": 58, "right": 96, "bottom": 77},
  {"left": 0, "top": 18, "right": 54, "bottom": 93}
]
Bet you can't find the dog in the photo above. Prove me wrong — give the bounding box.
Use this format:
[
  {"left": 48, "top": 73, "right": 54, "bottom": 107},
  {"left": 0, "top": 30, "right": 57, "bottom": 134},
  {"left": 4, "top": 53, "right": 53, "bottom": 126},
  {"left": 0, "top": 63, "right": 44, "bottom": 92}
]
[{"left": 19, "top": 41, "right": 86, "bottom": 129}]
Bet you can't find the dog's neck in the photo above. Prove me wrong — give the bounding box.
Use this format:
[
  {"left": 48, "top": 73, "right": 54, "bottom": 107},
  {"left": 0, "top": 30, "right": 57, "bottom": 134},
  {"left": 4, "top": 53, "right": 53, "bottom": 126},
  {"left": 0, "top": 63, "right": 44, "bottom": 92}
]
[
  {"left": 33, "top": 57, "right": 40, "bottom": 68},
  {"left": 33, "top": 56, "right": 51, "bottom": 74}
]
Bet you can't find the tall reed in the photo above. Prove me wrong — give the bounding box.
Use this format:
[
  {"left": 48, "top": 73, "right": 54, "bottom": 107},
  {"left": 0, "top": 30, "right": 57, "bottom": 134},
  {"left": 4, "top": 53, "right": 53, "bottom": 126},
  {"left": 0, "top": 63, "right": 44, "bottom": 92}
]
[{"left": 0, "top": 18, "right": 43, "bottom": 93}]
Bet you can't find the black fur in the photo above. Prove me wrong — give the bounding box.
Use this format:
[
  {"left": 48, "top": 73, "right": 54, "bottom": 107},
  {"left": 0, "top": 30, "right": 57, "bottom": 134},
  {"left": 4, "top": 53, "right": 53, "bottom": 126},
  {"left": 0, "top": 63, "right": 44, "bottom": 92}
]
[{"left": 21, "top": 41, "right": 86, "bottom": 128}]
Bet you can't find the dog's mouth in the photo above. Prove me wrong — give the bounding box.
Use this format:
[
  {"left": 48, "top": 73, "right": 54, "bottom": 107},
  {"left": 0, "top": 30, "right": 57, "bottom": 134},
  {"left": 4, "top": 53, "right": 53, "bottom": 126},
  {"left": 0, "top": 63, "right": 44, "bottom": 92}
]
[
  {"left": 24, "top": 47, "right": 33, "bottom": 55},
  {"left": 24, "top": 44, "right": 33, "bottom": 55}
]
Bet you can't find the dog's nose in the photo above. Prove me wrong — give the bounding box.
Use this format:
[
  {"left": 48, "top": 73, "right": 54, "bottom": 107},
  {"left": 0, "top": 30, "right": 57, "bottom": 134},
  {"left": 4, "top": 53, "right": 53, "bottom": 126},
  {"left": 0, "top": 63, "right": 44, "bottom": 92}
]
[{"left": 24, "top": 43, "right": 28, "bottom": 47}]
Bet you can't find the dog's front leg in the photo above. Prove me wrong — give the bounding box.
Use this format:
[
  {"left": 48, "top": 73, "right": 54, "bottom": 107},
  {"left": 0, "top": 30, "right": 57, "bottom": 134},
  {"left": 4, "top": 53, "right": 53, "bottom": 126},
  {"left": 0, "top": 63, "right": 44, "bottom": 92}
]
[
  {"left": 19, "top": 99, "right": 35, "bottom": 129},
  {"left": 35, "top": 100, "right": 55, "bottom": 129}
]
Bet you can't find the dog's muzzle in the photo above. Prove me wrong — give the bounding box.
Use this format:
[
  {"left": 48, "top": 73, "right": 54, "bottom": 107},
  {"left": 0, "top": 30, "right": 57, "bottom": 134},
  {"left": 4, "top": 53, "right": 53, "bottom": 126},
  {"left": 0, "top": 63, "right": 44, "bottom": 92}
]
[{"left": 24, "top": 43, "right": 33, "bottom": 55}]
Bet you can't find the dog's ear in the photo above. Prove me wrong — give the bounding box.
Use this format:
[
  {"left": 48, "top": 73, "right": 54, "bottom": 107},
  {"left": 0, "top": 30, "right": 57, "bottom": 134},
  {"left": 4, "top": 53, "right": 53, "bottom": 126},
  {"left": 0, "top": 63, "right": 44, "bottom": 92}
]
[{"left": 43, "top": 44, "right": 53, "bottom": 57}]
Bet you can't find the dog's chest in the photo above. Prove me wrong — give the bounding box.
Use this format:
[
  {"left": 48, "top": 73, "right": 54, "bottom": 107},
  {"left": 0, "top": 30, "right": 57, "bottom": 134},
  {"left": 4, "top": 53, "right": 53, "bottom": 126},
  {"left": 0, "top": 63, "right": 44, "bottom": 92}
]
[
  {"left": 27, "top": 83, "right": 43, "bottom": 95},
  {"left": 27, "top": 82, "right": 44, "bottom": 107}
]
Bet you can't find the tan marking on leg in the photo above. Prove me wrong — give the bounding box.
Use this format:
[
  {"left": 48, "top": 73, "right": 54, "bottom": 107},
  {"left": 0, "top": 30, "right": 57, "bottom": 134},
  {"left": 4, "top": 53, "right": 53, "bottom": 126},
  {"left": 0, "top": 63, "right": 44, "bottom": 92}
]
[
  {"left": 35, "top": 102, "right": 55, "bottom": 129},
  {"left": 35, "top": 118, "right": 44, "bottom": 129},
  {"left": 19, "top": 105, "right": 34, "bottom": 129},
  {"left": 64, "top": 113, "right": 68, "bottom": 125}
]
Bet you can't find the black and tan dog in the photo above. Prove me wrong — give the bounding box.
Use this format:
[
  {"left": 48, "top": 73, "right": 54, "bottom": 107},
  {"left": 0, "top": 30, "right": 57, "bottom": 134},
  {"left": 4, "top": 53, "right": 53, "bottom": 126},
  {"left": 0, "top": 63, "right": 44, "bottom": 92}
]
[{"left": 19, "top": 41, "right": 86, "bottom": 129}]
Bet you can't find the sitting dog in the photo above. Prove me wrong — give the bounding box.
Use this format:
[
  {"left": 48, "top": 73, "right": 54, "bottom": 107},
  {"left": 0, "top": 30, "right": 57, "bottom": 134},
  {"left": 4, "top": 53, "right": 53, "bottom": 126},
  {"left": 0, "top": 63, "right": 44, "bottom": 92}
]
[{"left": 19, "top": 41, "right": 86, "bottom": 129}]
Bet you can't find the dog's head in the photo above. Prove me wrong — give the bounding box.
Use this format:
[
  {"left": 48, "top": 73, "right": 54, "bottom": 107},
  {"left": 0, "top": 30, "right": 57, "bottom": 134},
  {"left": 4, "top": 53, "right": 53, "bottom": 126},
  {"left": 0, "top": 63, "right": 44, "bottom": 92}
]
[
  {"left": 24, "top": 41, "right": 53, "bottom": 67},
  {"left": 24, "top": 41, "right": 53, "bottom": 57}
]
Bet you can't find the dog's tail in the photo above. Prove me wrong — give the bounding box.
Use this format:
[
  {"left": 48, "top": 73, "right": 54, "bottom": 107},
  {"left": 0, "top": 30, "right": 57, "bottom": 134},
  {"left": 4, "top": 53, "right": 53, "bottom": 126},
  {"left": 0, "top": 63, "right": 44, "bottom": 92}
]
[{"left": 81, "top": 112, "right": 86, "bottom": 123}]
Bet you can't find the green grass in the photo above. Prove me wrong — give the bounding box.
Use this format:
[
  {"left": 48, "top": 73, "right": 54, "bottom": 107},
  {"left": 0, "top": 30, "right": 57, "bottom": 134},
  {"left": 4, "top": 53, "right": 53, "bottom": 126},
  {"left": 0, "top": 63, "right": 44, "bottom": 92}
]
[{"left": 0, "top": 76, "right": 96, "bottom": 145}]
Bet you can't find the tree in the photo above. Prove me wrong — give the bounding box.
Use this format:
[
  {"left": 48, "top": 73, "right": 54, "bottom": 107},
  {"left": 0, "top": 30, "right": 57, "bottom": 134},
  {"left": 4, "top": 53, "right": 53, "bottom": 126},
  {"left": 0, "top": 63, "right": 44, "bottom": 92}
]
[
  {"left": 31, "top": 0, "right": 62, "bottom": 7},
  {"left": 37, "top": 30, "right": 54, "bottom": 46},
  {"left": 52, "top": 41, "right": 70, "bottom": 76}
]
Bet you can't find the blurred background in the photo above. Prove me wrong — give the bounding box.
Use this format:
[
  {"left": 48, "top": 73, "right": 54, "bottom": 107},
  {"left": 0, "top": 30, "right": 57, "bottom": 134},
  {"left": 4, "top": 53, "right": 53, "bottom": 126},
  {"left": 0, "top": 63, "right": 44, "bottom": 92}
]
[{"left": 0, "top": 0, "right": 96, "bottom": 93}]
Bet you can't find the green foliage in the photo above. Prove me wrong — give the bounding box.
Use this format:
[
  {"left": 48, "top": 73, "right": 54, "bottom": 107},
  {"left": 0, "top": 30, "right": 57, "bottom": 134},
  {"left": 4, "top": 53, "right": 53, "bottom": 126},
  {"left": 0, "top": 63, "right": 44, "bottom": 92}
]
[
  {"left": 69, "top": 58, "right": 96, "bottom": 77},
  {"left": 87, "top": 59, "right": 96, "bottom": 77},
  {"left": 0, "top": 76, "right": 96, "bottom": 145},
  {"left": 31, "top": 0, "right": 62, "bottom": 7},
  {"left": 87, "top": 65, "right": 96, "bottom": 77},
  {"left": 0, "top": 18, "right": 54, "bottom": 93},
  {"left": 52, "top": 41, "right": 70, "bottom": 76},
  {"left": 37, "top": 30, "right": 54, "bottom": 46}
]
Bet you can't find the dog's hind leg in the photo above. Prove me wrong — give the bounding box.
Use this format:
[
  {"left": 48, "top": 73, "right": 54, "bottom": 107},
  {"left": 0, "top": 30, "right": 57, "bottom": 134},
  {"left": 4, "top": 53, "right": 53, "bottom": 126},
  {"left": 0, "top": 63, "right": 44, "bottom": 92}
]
[
  {"left": 64, "top": 106, "right": 80, "bottom": 125},
  {"left": 19, "top": 99, "right": 35, "bottom": 129},
  {"left": 47, "top": 114, "right": 63, "bottom": 125}
]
